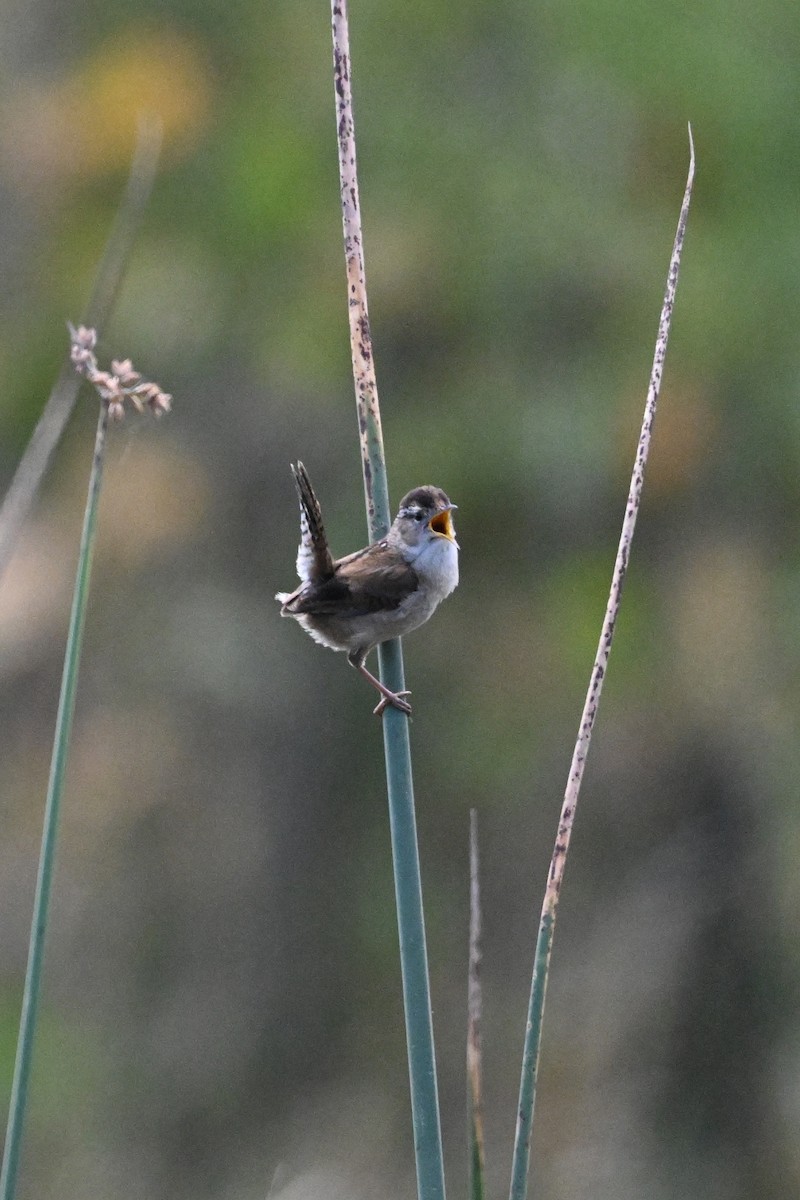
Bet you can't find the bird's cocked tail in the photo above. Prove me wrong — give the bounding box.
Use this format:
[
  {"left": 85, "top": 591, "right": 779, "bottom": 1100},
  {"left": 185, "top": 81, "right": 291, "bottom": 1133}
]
[{"left": 292, "top": 461, "right": 334, "bottom": 582}]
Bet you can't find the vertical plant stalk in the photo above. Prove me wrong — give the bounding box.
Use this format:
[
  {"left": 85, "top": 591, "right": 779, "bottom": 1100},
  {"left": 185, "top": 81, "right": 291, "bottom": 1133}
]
[
  {"left": 508, "top": 129, "right": 696, "bottom": 1200},
  {"left": 0, "top": 115, "right": 161, "bottom": 582},
  {"left": 330, "top": 5, "right": 446, "bottom": 1200},
  {"left": 0, "top": 404, "right": 110, "bottom": 1200},
  {"left": 467, "top": 810, "right": 486, "bottom": 1200}
]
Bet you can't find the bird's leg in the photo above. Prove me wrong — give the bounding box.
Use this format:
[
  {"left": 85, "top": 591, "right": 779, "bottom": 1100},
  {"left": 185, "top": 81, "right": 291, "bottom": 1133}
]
[{"left": 348, "top": 650, "right": 412, "bottom": 716}]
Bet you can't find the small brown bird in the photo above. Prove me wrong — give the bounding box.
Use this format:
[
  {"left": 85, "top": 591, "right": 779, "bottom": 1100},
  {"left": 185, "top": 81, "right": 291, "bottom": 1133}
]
[{"left": 276, "top": 462, "right": 459, "bottom": 715}]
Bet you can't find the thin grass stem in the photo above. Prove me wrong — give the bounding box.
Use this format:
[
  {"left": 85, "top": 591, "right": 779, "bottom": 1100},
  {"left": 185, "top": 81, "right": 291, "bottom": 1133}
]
[
  {"left": 468, "top": 810, "right": 486, "bottom": 1200},
  {"left": 508, "top": 127, "right": 696, "bottom": 1200},
  {"left": 0, "top": 115, "right": 161, "bottom": 582},
  {"left": 330, "top": 5, "right": 446, "bottom": 1199},
  {"left": 0, "top": 403, "right": 110, "bottom": 1200}
]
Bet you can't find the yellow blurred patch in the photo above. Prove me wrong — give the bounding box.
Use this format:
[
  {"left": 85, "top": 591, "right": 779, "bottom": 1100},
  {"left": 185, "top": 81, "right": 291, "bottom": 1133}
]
[
  {"left": 3, "top": 29, "right": 210, "bottom": 188},
  {"left": 617, "top": 375, "right": 717, "bottom": 494},
  {"left": 0, "top": 523, "right": 74, "bottom": 678},
  {"left": 94, "top": 440, "right": 211, "bottom": 566}
]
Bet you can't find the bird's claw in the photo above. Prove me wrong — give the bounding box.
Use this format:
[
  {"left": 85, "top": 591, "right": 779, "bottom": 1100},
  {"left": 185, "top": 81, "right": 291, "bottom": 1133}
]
[{"left": 373, "top": 690, "right": 413, "bottom": 717}]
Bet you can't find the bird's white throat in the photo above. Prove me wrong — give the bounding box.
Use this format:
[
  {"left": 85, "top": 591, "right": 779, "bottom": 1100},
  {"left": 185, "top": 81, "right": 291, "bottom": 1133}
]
[{"left": 405, "top": 533, "right": 459, "bottom": 600}]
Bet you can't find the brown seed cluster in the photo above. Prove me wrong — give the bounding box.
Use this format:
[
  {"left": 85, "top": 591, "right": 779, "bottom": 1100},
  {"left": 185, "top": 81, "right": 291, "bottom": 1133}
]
[{"left": 69, "top": 324, "right": 172, "bottom": 421}]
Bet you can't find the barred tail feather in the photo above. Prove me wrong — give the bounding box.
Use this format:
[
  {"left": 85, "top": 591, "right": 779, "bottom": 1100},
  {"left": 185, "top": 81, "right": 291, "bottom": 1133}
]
[{"left": 292, "top": 461, "right": 334, "bottom": 582}]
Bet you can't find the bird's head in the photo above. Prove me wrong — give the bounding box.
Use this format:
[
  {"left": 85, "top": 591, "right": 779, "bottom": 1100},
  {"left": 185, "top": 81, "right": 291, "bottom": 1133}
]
[{"left": 393, "top": 486, "right": 459, "bottom": 550}]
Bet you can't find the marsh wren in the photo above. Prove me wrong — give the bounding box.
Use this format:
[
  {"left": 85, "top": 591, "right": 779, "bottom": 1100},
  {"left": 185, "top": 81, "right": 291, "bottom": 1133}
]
[{"left": 276, "top": 462, "right": 459, "bottom": 715}]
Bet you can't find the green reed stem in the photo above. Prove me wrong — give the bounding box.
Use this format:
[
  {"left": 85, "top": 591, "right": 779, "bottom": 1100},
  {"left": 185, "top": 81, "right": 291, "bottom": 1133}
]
[
  {"left": 0, "top": 404, "right": 110, "bottom": 1200},
  {"left": 508, "top": 129, "right": 695, "bottom": 1200},
  {"left": 331, "top": 4, "right": 446, "bottom": 1198}
]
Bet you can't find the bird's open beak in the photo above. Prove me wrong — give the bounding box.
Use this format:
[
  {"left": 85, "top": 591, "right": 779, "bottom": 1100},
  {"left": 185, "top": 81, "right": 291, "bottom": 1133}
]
[{"left": 428, "top": 505, "right": 458, "bottom": 544}]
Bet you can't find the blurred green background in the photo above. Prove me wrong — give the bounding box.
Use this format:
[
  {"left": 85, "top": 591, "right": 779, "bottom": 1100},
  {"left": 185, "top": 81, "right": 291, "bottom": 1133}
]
[{"left": 2, "top": 0, "right": 800, "bottom": 1197}]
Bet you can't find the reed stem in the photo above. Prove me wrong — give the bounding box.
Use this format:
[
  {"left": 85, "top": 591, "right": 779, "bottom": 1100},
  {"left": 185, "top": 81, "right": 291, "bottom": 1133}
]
[
  {"left": 508, "top": 128, "right": 696, "bottom": 1200},
  {"left": 0, "top": 404, "right": 110, "bottom": 1200},
  {"left": 330, "top": 5, "right": 446, "bottom": 1198}
]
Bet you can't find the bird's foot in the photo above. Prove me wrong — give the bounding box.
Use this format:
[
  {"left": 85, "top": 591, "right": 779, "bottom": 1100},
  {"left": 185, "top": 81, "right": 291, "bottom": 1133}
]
[
  {"left": 351, "top": 659, "right": 413, "bottom": 717},
  {"left": 373, "top": 690, "right": 413, "bottom": 717}
]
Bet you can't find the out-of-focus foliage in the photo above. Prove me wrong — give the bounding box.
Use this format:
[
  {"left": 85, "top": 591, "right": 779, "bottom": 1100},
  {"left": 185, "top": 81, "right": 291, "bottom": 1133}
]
[{"left": 1, "top": 1, "right": 799, "bottom": 1198}]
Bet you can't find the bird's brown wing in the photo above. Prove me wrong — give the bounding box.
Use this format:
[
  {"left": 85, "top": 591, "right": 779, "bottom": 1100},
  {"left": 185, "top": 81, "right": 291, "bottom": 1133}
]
[
  {"left": 292, "top": 462, "right": 334, "bottom": 582},
  {"left": 338, "top": 542, "right": 420, "bottom": 611},
  {"left": 287, "top": 541, "right": 419, "bottom": 616}
]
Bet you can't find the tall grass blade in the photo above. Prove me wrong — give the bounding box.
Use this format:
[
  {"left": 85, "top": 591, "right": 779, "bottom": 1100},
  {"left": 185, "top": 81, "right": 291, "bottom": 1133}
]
[
  {"left": 0, "top": 115, "right": 161, "bottom": 581},
  {"left": 0, "top": 403, "right": 110, "bottom": 1200},
  {"left": 330, "top": 5, "right": 446, "bottom": 1198},
  {"left": 1, "top": 328, "right": 169, "bottom": 1199},
  {"left": 467, "top": 810, "right": 486, "bottom": 1200},
  {"left": 507, "top": 127, "right": 696, "bottom": 1200}
]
